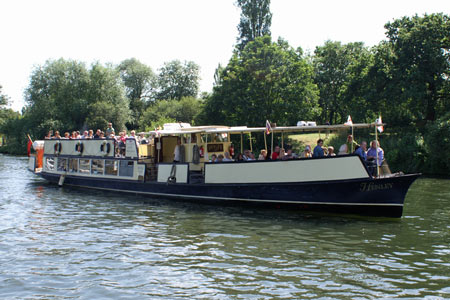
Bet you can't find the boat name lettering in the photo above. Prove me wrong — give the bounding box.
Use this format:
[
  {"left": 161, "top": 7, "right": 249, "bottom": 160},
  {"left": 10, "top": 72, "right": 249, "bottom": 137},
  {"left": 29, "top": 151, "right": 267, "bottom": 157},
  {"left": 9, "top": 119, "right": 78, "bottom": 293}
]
[{"left": 360, "top": 182, "right": 393, "bottom": 192}]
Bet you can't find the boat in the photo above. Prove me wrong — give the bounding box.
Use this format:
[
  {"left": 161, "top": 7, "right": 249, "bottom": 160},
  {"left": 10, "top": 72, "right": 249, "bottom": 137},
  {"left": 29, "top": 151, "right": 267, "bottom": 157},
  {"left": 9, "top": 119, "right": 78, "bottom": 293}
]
[{"left": 28, "top": 122, "right": 420, "bottom": 218}]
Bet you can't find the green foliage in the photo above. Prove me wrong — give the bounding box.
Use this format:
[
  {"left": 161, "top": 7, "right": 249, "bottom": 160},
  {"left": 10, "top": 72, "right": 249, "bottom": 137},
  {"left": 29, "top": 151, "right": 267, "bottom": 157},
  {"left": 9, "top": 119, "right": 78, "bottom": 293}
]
[
  {"left": 202, "top": 36, "right": 320, "bottom": 127},
  {"left": 372, "top": 13, "right": 450, "bottom": 124},
  {"left": 313, "top": 41, "right": 374, "bottom": 124},
  {"left": 0, "top": 85, "right": 9, "bottom": 107},
  {"left": 236, "top": 0, "right": 272, "bottom": 52},
  {"left": 139, "top": 97, "right": 203, "bottom": 130},
  {"left": 157, "top": 60, "right": 200, "bottom": 100},
  {"left": 422, "top": 113, "right": 450, "bottom": 175},
  {"left": 118, "top": 58, "right": 157, "bottom": 128}
]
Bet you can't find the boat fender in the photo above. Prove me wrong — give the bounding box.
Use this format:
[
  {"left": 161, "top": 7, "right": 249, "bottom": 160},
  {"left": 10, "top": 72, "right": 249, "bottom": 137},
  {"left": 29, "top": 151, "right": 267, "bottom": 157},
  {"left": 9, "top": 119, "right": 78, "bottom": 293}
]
[
  {"left": 75, "top": 142, "right": 84, "bottom": 154},
  {"left": 192, "top": 144, "right": 200, "bottom": 164},
  {"left": 54, "top": 141, "right": 62, "bottom": 155},
  {"left": 100, "top": 141, "right": 111, "bottom": 155},
  {"left": 167, "top": 164, "right": 177, "bottom": 184}
]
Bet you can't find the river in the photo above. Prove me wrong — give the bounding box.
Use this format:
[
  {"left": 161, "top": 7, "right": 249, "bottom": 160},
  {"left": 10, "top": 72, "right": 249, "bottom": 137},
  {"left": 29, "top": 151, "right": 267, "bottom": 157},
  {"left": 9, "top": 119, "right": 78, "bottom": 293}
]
[{"left": 0, "top": 154, "right": 448, "bottom": 299}]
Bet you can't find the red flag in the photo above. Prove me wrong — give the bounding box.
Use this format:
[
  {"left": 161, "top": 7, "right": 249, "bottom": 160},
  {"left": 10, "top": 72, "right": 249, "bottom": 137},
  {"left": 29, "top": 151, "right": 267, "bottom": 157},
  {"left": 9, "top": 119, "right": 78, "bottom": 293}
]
[
  {"left": 27, "top": 134, "right": 33, "bottom": 157},
  {"left": 27, "top": 140, "right": 32, "bottom": 157}
]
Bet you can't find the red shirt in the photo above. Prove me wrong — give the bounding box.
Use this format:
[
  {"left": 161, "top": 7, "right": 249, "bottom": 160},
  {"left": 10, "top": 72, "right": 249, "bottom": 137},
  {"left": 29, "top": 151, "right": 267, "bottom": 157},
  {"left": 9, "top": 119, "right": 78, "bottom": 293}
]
[{"left": 272, "top": 152, "right": 279, "bottom": 160}]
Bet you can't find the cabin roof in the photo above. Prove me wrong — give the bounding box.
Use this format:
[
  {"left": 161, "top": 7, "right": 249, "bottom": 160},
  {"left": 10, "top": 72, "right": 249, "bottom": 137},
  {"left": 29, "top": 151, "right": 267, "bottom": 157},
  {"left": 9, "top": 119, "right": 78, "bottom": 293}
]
[{"left": 140, "top": 123, "right": 384, "bottom": 136}]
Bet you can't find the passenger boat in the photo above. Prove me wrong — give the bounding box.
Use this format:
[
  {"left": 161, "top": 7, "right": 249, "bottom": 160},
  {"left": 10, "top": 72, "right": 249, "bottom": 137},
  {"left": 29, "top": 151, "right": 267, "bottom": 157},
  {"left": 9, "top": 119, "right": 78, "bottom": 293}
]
[{"left": 28, "top": 122, "right": 420, "bottom": 218}]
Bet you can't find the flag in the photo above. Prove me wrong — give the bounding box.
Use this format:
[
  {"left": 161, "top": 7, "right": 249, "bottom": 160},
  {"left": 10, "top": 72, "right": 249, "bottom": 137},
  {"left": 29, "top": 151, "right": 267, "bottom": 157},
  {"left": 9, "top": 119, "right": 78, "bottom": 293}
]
[
  {"left": 376, "top": 115, "right": 384, "bottom": 133},
  {"left": 344, "top": 115, "right": 353, "bottom": 126},
  {"left": 27, "top": 134, "right": 33, "bottom": 157},
  {"left": 265, "top": 120, "right": 272, "bottom": 135}
]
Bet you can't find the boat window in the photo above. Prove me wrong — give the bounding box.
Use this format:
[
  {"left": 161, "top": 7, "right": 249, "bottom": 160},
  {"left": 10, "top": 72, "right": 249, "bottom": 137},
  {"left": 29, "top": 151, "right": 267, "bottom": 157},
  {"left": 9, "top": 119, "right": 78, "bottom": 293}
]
[
  {"left": 201, "top": 133, "right": 228, "bottom": 143},
  {"left": 45, "top": 157, "right": 55, "bottom": 171},
  {"left": 69, "top": 159, "right": 78, "bottom": 173},
  {"left": 91, "top": 159, "right": 104, "bottom": 175},
  {"left": 79, "top": 159, "right": 90, "bottom": 174},
  {"left": 119, "top": 160, "right": 134, "bottom": 177},
  {"left": 57, "top": 158, "right": 68, "bottom": 172},
  {"left": 105, "top": 160, "right": 118, "bottom": 176}
]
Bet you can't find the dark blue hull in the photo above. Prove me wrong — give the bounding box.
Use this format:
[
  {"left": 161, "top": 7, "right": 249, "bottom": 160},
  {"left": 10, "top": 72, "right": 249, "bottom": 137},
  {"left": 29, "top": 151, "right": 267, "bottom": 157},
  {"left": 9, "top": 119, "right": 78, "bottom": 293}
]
[{"left": 37, "top": 172, "right": 420, "bottom": 218}]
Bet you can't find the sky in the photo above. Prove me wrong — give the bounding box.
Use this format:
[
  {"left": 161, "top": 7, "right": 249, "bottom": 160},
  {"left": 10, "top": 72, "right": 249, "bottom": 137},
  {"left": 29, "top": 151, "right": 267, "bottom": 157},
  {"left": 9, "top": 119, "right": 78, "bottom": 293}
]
[{"left": 0, "top": 0, "right": 448, "bottom": 112}]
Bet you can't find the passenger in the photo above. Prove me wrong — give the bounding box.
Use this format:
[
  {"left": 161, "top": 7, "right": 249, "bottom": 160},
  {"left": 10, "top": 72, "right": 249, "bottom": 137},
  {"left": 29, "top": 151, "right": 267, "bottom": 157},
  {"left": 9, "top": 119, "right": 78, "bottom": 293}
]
[
  {"left": 271, "top": 146, "right": 280, "bottom": 160},
  {"left": 282, "top": 149, "right": 294, "bottom": 160},
  {"left": 338, "top": 144, "right": 348, "bottom": 155},
  {"left": 223, "top": 151, "right": 233, "bottom": 162},
  {"left": 367, "top": 140, "right": 384, "bottom": 166},
  {"left": 81, "top": 131, "right": 89, "bottom": 139},
  {"left": 209, "top": 154, "right": 217, "bottom": 163},
  {"left": 300, "top": 145, "right": 312, "bottom": 158},
  {"left": 327, "top": 146, "right": 336, "bottom": 156},
  {"left": 99, "top": 131, "right": 105, "bottom": 139},
  {"left": 258, "top": 149, "right": 267, "bottom": 160},
  {"left": 106, "top": 123, "right": 115, "bottom": 136},
  {"left": 313, "top": 139, "right": 325, "bottom": 157},
  {"left": 76, "top": 131, "right": 81, "bottom": 139},
  {"left": 248, "top": 152, "right": 256, "bottom": 160},
  {"left": 45, "top": 130, "right": 53, "bottom": 139},
  {"left": 346, "top": 135, "right": 359, "bottom": 153},
  {"left": 62, "top": 132, "right": 70, "bottom": 139},
  {"left": 70, "top": 131, "right": 77, "bottom": 139},
  {"left": 94, "top": 129, "right": 101, "bottom": 139},
  {"left": 217, "top": 154, "right": 224, "bottom": 163},
  {"left": 279, "top": 148, "right": 286, "bottom": 160},
  {"left": 138, "top": 133, "right": 148, "bottom": 145},
  {"left": 88, "top": 129, "right": 94, "bottom": 139},
  {"left": 243, "top": 149, "right": 251, "bottom": 160},
  {"left": 235, "top": 153, "right": 244, "bottom": 161},
  {"left": 53, "top": 131, "right": 61, "bottom": 139},
  {"left": 355, "top": 141, "right": 368, "bottom": 160}
]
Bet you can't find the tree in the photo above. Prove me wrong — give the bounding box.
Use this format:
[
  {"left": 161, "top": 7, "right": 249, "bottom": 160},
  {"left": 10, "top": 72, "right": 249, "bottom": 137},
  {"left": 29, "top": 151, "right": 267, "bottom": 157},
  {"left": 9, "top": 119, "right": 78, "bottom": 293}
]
[
  {"left": 157, "top": 60, "right": 200, "bottom": 100},
  {"left": 0, "top": 85, "right": 8, "bottom": 107},
  {"left": 313, "top": 41, "right": 373, "bottom": 124},
  {"left": 118, "top": 58, "right": 157, "bottom": 128},
  {"left": 201, "top": 36, "right": 320, "bottom": 127},
  {"left": 236, "top": 0, "right": 272, "bottom": 52},
  {"left": 377, "top": 13, "right": 450, "bottom": 125},
  {"left": 139, "top": 97, "right": 203, "bottom": 130},
  {"left": 86, "top": 63, "right": 131, "bottom": 131}
]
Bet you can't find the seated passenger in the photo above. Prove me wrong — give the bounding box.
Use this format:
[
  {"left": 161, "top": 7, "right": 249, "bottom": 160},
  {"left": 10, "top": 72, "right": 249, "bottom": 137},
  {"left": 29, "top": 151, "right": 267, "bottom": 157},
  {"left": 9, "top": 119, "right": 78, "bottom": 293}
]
[
  {"left": 223, "top": 151, "right": 233, "bottom": 162},
  {"left": 300, "top": 145, "right": 312, "bottom": 158},
  {"left": 45, "top": 130, "right": 53, "bottom": 139},
  {"left": 62, "top": 132, "right": 70, "bottom": 139},
  {"left": 327, "top": 146, "right": 336, "bottom": 156},
  {"left": 313, "top": 139, "right": 325, "bottom": 157},
  {"left": 338, "top": 144, "right": 348, "bottom": 155},
  {"left": 53, "top": 131, "right": 61, "bottom": 139},
  {"left": 354, "top": 141, "right": 368, "bottom": 160},
  {"left": 209, "top": 154, "right": 217, "bottom": 163},
  {"left": 279, "top": 148, "right": 286, "bottom": 160},
  {"left": 346, "top": 135, "right": 359, "bottom": 153},
  {"left": 217, "top": 154, "right": 224, "bottom": 162},
  {"left": 235, "top": 153, "right": 244, "bottom": 161},
  {"left": 138, "top": 133, "right": 148, "bottom": 144},
  {"left": 282, "top": 149, "right": 294, "bottom": 160},
  {"left": 88, "top": 130, "right": 94, "bottom": 139},
  {"left": 94, "top": 129, "right": 101, "bottom": 139},
  {"left": 271, "top": 146, "right": 280, "bottom": 160},
  {"left": 81, "top": 131, "right": 89, "bottom": 139},
  {"left": 70, "top": 131, "right": 77, "bottom": 139},
  {"left": 258, "top": 149, "right": 267, "bottom": 160}
]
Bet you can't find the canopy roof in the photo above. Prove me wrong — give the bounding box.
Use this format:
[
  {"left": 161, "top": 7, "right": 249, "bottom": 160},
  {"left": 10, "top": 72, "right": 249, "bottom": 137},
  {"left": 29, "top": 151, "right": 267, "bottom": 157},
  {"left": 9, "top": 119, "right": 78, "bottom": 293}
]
[{"left": 140, "top": 123, "right": 384, "bottom": 136}]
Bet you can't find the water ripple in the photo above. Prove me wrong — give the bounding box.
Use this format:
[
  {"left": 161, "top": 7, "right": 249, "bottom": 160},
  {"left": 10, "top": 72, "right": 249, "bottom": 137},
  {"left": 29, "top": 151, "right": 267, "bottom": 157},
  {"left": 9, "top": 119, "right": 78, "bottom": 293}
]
[{"left": 0, "top": 155, "right": 449, "bottom": 299}]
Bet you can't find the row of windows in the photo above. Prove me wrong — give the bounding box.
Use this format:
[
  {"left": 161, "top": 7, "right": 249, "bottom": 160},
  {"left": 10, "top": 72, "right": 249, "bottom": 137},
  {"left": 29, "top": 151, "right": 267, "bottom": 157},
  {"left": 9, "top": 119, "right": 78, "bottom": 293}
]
[{"left": 45, "top": 157, "right": 134, "bottom": 177}]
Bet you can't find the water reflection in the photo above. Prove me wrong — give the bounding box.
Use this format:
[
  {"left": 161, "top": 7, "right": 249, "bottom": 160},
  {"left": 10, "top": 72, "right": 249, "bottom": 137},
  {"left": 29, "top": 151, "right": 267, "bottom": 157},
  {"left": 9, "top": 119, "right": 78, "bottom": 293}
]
[{"left": 0, "top": 155, "right": 449, "bottom": 299}]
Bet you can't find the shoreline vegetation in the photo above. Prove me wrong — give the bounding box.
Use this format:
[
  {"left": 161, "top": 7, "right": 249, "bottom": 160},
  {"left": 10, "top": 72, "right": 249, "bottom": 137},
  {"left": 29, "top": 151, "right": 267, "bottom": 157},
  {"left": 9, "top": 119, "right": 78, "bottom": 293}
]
[{"left": 0, "top": 8, "right": 449, "bottom": 176}]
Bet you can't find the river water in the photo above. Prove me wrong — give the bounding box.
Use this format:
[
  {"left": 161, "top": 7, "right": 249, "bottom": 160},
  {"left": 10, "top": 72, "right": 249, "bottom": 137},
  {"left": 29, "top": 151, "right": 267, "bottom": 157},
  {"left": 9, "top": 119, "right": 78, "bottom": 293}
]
[{"left": 0, "top": 154, "right": 448, "bottom": 299}]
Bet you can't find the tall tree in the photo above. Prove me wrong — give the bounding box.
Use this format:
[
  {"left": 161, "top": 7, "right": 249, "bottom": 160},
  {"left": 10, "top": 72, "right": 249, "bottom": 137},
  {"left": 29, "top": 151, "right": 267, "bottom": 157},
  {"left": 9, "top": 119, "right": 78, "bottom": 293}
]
[
  {"left": 236, "top": 0, "right": 272, "bottom": 52},
  {"left": 202, "top": 36, "right": 320, "bottom": 127},
  {"left": 379, "top": 13, "right": 450, "bottom": 124},
  {"left": 157, "top": 60, "right": 200, "bottom": 100},
  {"left": 118, "top": 58, "right": 157, "bottom": 128},
  {"left": 313, "top": 41, "right": 372, "bottom": 124},
  {"left": 0, "top": 85, "right": 8, "bottom": 107}
]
